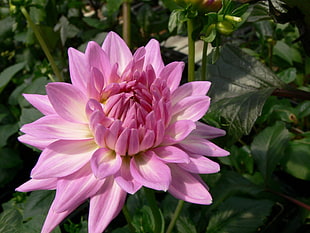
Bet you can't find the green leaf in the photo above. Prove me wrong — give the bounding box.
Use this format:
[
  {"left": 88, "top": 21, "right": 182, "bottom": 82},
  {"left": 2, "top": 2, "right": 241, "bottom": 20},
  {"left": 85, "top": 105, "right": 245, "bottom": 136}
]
[
  {"left": 205, "top": 44, "right": 285, "bottom": 140},
  {"left": 0, "top": 62, "right": 25, "bottom": 94},
  {"left": 284, "top": 137, "right": 310, "bottom": 180},
  {"left": 0, "top": 123, "right": 19, "bottom": 147},
  {"left": 0, "top": 208, "right": 23, "bottom": 233},
  {"left": 206, "top": 197, "right": 274, "bottom": 233},
  {"left": 277, "top": 67, "right": 297, "bottom": 84},
  {"left": 23, "top": 190, "right": 55, "bottom": 219},
  {"left": 251, "top": 122, "right": 291, "bottom": 183},
  {"left": 176, "top": 215, "right": 197, "bottom": 233},
  {"left": 54, "top": 16, "right": 79, "bottom": 45},
  {"left": 106, "top": 0, "right": 123, "bottom": 15},
  {"left": 273, "top": 41, "right": 302, "bottom": 65}
]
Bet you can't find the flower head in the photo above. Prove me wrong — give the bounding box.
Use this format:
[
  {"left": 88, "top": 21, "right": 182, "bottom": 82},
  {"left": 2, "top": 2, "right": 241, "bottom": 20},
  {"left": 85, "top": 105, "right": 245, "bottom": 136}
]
[{"left": 17, "top": 31, "right": 229, "bottom": 233}]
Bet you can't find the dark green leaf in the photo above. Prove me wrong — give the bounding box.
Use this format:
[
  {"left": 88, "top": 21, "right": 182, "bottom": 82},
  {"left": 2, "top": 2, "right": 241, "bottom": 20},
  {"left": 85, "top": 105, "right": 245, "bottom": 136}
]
[
  {"left": 106, "top": 0, "right": 123, "bottom": 15},
  {"left": 206, "top": 197, "right": 274, "bottom": 233},
  {"left": 23, "top": 190, "right": 55, "bottom": 219},
  {"left": 176, "top": 215, "right": 197, "bottom": 233},
  {"left": 0, "top": 123, "right": 19, "bottom": 147},
  {"left": 251, "top": 122, "right": 291, "bottom": 182},
  {"left": 284, "top": 138, "right": 310, "bottom": 180},
  {"left": 205, "top": 45, "right": 285, "bottom": 140},
  {"left": 0, "top": 208, "right": 23, "bottom": 233},
  {"left": 273, "top": 41, "right": 302, "bottom": 65},
  {"left": 277, "top": 67, "right": 297, "bottom": 84},
  {"left": 0, "top": 62, "right": 25, "bottom": 94}
]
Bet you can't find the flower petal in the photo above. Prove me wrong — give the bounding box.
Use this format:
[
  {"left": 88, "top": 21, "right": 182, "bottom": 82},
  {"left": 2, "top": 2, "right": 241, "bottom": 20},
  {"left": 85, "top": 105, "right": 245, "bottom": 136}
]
[
  {"left": 86, "top": 41, "right": 111, "bottom": 82},
  {"left": 31, "top": 139, "right": 98, "bottom": 179},
  {"left": 178, "top": 136, "right": 230, "bottom": 157},
  {"left": 20, "top": 115, "right": 91, "bottom": 140},
  {"left": 159, "top": 61, "right": 184, "bottom": 92},
  {"left": 41, "top": 197, "right": 78, "bottom": 233},
  {"left": 168, "top": 164, "right": 212, "bottom": 205},
  {"left": 152, "top": 146, "right": 190, "bottom": 164},
  {"left": 130, "top": 151, "right": 171, "bottom": 191},
  {"left": 16, "top": 178, "right": 57, "bottom": 192},
  {"left": 163, "top": 120, "right": 196, "bottom": 145},
  {"left": 171, "top": 81, "right": 211, "bottom": 105},
  {"left": 178, "top": 154, "right": 220, "bottom": 174},
  {"left": 18, "top": 134, "right": 55, "bottom": 150},
  {"left": 53, "top": 165, "right": 104, "bottom": 213},
  {"left": 91, "top": 148, "right": 122, "bottom": 179},
  {"left": 191, "top": 121, "right": 226, "bottom": 139},
  {"left": 68, "top": 47, "right": 89, "bottom": 93},
  {"left": 89, "top": 177, "right": 127, "bottom": 233},
  {"left": 114, "top": 157, "right": 142, "bottom": 194},
  {"left": 172, "top": 96, "right": 210, "bottom": 122},
  {"left": 102, "top": 32, "right": 132, "bottom": 74},
  {"left": 46, "top": 82, "right": 88, "bottom": 123},
  {"left": 23, "top": 94, "right": 55, "bottom": 115},
  {"left": 144, "top": 39, "right": 164, "bottom": 75}
]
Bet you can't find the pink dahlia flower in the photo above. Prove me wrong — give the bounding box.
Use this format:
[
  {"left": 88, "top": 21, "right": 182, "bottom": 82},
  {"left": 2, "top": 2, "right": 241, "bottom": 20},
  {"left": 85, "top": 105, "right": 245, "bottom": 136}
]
[{"left": 17, "top": 31, "right": 229, "bottom": 233}]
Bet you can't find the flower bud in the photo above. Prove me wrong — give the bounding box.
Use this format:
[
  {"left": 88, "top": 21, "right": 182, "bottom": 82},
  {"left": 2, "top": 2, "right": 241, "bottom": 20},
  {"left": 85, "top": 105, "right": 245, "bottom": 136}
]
[{"left": 216, "top": 21, "right": 234, "bottom": 35}]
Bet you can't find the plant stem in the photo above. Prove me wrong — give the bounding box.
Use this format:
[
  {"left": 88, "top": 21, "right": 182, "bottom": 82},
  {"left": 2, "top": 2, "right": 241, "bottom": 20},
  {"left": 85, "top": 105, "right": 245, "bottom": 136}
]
[
  {"left": 122, "top": 0, "right": 131, "bottom": 47},
  {"left": 187, "top": 18, "right": 195, "bottom": 82},
  {"left": 166, "top": 200, "right": 184, "bottom": 233},
  {"left": 144, "top": 188, "right": 163, "bottom": 233},
  {"left": 21, "top": 7, "right": 63, "bottom": 82},
  {"left": 267, "top": 189, "right": 310, "bottom": 211},
  {"left": 201, "top": 41, "right": 208, "bottom": 81},
  {"left": 122, "top": 204, "right": 135, "bottom": 233}
]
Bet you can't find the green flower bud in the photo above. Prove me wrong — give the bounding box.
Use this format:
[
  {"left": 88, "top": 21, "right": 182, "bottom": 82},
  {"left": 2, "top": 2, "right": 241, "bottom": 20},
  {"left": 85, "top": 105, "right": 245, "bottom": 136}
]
[{"left": 216, "top": 21, "right": 234, "bottom": 35}]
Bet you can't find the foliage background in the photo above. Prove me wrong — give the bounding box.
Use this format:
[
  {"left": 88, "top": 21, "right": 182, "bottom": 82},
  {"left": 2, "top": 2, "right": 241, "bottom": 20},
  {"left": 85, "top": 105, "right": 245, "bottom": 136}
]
[{"left": 0, "top": 0, "right": 309, "bottom": 232}]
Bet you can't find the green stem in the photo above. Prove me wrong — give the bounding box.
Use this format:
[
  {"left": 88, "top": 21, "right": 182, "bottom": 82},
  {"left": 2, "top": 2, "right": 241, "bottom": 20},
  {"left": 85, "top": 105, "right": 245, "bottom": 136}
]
[
  {"left": 201, "top": 41, "right": 208, "bottom": 81},
  {"left": 122, "top": 204, "right": 135, "bottom": 233},
  {"left": 187, "top": 18, "right": 195, "bottom": 82},
  {"left": 144, "top": 188, "right": 163, "bottom": 233},
  {"left": 122, "top": 0, "right": 131, "bottom": 47},
  {"left": 21, "top": 7, "right": 63, "bottom": 82},
  {"left": 166, "top": 200, "right": 184, "bottom": 233}
]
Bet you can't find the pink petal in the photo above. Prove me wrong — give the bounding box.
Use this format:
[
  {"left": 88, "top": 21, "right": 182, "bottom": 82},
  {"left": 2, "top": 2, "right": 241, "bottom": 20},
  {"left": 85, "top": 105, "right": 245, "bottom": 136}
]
[
  {"left": 171, "top": 81, "right": 211, "bottom": 105},
  {"left": 139, "top": 129, "right": 155, "bottom": 151},
  {"left": 68, "top": 47, "right": 89, "bottom": 93},
  {"left": 144, "top": 39, "right": 164, "bottom": 75},
  {"left": 41, "top": 198, "right": 78, "bottom": 233},
  {"left": 53, "top": 165, "right": 104, "bottom": 213},
  {"left": 171, "top": 96, "right": 210, "bottom": 122},
  {"left": 159, "top": 62, "right": 184, "bottom": 92},
  {"left": 178, "top": 136, "right": 230, "bottom": 157},
  {"left": 163, "top": 120, "right": 196, "bottom": 145},
  {"left": 87, "top": 67, "right": 105, "bottom": 100},
  {"left": 178, "top": 154, "right": 220, "bottom": 174},
  {"left": 168, "top": 164, "right": 212, "bottom": 205},
  {"left": 20, "top": 115, "right": 91, "bottom": 140},
  {"left": 46, "top": 82, "right": 88, "bottom": 123},
  {"left": 18, "top": 134, "right": 55, "bottom": 150},
  {"left": 128, "top": 128, "right": 140, "bottom": 155},
  {"left": 89, "top": 177, "right": 127, "bottom": 233},
  {"left": 91, "top": 148, "right": 122, "bottom": 179},
  {"left": 23, "top": 94, "right": 55, "bottom": 115},
  {"left": 130, "top": 151, "right": 171, "bottom": 191},
  {"left": 115, "top": 128, "right": 130, "bottom": 156},
  {"left": 192, "top": 121, "right": 226, "bottom": 139},
  {"left": 114, "top": 157, "right": 142, "bottom": 194},
  {"left": 31, "top": 139, "right": 98, "bottom": 179},
  {"left": 85, "top": 41, "right": 111, "bottom": 82},
  {"left": 16, "top": 178, "right": 57, "bottom": 192},
  {"left": 152, "top": 146, "right": 190, "bottom": 164},
  {"left": 101, "top": 32, "right": 132, "bottom": 74}
]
